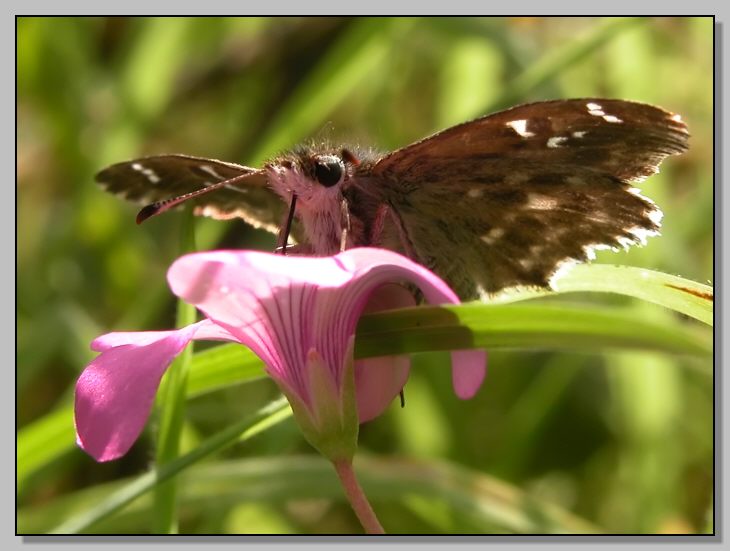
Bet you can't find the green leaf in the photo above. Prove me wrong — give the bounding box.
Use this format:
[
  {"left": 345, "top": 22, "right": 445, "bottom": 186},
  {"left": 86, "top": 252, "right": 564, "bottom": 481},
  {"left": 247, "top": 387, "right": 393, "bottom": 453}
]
[
  {"left": 17, "top": 406, "right": 77, "bottom": 491},
  {"left": 24, "top": 454, "right": 599, "bottom": 534},
  {"left": 489, "top": 264, "right": 714, "bottom": 326},
  {"left": 355, "top": 302, "right": 711, "bottom": 359},
  {"left": 186, "top": 344, "right": 266, "bottom": 397},
  {"left": 152, "top": 208, "right": 198, "bottom": 533}
]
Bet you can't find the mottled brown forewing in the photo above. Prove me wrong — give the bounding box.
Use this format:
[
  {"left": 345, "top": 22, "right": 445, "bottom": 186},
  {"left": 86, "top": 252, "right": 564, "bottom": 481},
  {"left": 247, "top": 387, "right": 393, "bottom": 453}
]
[
  {"left": 95, "top": 154, "right": 285, "bottom": 233},
  {"left": 371, "top": 99, "right": 689, "bottom": 297},
  {"left": 374, "top": 99, "right": 688, "bottom": 182}
]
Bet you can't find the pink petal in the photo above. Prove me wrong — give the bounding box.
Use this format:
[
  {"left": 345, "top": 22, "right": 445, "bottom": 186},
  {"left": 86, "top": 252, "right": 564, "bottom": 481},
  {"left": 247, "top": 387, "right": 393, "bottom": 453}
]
[
  {"left": 75, "top": 321, "right": 239, "bottom": 462},
  {"left": 335, "top": 248, "right": 460, "bottom": 306},
  {"left": 167, "top": 248, "right": 487, "bottom": 419},
  {"left": 450, "top": 349, "right": 488, "bottom": 399},
  {"left": 355, "top": 355, "right": 410, "bottom": 422},
  {"left": 91, "top": 320, "right": 236, "bottom": 351},
  {"left": 167, "top": 251, "right": 311, "bottom": 389},
  {"left": 335, "top": 251, "right": 487, "bottom": 399},
  {"left": 355, "top": 283, "right": 413, "bottom": 422}
]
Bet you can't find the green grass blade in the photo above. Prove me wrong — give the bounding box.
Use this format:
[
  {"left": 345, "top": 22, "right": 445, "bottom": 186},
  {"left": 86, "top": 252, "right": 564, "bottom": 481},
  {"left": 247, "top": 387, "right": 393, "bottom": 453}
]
[
  {"left": 152, "top": 208, "right": 198, "bottom": 533},
  {"left": 489, "top": 264, "right": 714, "bottom": 325},
  {"left": 121, "top": 18, "right": 195, "bottom": 121},
  {"left": 17, "top": 406, "right": 77, "bottom": 490},
  {"left": 185, "top": 343, "right": 266, "bottom": 396},
  {"left": 247, "top": 17, "right": 407, "bottom": 165},
  {"left": 494, "top": 17, "right": 647, "bottom": 108},
  {"left": 355, "top": 302, "right": 711, "bottom": 359},
  {"left": 47, "top": 398, "right": 291, "bottom": 534},
  {"left": 28, "top": 454, "right": 598, "bottom": 534}
]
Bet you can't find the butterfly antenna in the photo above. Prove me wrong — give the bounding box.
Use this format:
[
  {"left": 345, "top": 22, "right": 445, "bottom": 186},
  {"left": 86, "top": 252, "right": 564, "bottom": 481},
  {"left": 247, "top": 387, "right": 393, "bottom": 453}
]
[
  {"left": 136, "top": 172, "right": 261, "bottom": 224},
  {"left": 275, "top": 193, "right": 298, "bottom": 254},
  {"left": 341, "top": 148, "right": 360, "bottom": 166}
]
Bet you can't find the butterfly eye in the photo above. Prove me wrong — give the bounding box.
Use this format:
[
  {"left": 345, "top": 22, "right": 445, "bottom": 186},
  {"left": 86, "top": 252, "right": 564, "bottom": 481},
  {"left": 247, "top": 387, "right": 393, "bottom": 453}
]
[{"left": 313, "top": 156, "right": 344, "bottom": 188}]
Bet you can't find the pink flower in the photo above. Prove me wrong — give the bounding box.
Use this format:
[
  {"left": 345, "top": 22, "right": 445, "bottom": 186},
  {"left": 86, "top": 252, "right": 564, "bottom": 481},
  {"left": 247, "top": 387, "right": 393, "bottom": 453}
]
[{"left": 74, "top": 248, "right": 487, "bottom": 462}]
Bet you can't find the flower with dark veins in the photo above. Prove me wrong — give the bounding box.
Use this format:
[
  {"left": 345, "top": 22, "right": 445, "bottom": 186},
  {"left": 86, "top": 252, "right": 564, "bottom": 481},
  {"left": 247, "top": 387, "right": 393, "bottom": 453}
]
[{"left": 74, "top": 248, "right": 487, "bottom": 464}]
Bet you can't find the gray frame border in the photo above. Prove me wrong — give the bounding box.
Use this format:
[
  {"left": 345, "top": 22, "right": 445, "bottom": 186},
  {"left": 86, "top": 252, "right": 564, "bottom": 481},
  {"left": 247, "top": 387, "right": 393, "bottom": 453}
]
[{"left": 11, "top": 8, "right": 725, "bottom": 550}]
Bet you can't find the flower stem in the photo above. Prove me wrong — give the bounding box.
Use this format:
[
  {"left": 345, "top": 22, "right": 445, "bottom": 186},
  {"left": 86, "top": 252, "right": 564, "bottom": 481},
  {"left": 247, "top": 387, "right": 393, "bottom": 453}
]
[{"left": 333, "top": 459, "right": 384, "bottom": 534}]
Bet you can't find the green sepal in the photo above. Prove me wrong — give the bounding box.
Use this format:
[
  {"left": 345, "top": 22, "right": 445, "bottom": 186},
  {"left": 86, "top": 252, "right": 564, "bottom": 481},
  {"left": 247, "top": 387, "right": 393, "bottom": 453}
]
[{"left": 282, "top": 339, "right": 359, "bottom": 463}]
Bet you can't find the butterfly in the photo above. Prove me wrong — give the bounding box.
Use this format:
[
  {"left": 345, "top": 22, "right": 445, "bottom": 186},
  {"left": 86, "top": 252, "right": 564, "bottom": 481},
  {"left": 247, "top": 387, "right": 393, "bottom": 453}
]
[{"left": 96, "top": 98, "right": 689, "bottom": 300}]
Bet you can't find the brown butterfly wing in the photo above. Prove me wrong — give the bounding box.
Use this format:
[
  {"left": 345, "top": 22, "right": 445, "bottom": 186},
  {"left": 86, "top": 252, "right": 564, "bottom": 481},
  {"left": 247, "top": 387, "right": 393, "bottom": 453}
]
[
  {"left": 370, "top": 99, "right": 689, "bottom": 297},
  {"left": 374, "top": 99, "right": 688, "bottom": 182},
  {"left": 95, "top": 154, "right": 287, "bottom": 234}
]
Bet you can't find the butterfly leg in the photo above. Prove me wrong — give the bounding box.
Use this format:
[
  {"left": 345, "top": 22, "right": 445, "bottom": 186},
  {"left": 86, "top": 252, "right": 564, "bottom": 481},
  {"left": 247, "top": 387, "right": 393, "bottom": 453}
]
[
  {"left": 273, "top": 243, "right": 312, "bottom": 255},
  {"left": 340, "top": 198, "right": 352, "bottom": 252},
  {"left": 368, "top": 203, "right": 390, "bottom": 246}
]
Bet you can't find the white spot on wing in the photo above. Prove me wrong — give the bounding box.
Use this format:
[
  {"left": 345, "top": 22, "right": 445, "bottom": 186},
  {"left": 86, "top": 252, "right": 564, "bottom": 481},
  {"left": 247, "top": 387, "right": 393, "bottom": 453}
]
[
  {"left": 224, "top": 185, "right": 249, "bottom": 194},
  {"left": 646, "top": 206, "right": 663, "bottom": 226},
  {"left": 131, "top": 162, "right": 161, "bottom": 184},
  {"left": 547, "top": 136, "right": 568, "bottom": 148},
  {"left": 627, "top": 225, "right": 660, "bottom": 246},
  {"left": 616, "top": 235, "right": 636, "bottom": 250},
  {"left": 572, "top": 131, "right": 587, "bottom": 138},
  {"left": 548, "top": 219, "right": 663, "bottom": 289},
  {"left": 467, "top": 188, "right": 483, "bottom": 198},
  {"left": 506, "top": 119, "right": 535, "bottom": 138},
  {"left": 566, "top": 176, "right": 585, "bottom": 186},
  {"left": 549, "top": 258, "right": 580, "bottom": 287},
  {"left": 586, "top": 103, "right": 621, "bottom": 123},
  {"left": 586, "top": 102, "right": 606, "bottom": 117},
  {"left": 195, "top": 164, "right": 250, "bottom": 194},
  {"left": 480, "top": 227, "right": 505, "bottom": 245},
  {"left": 518, "top": 258, "right": 533, "bottom": 270},
  {"left": 627, "top": 187, "right": 664, "bottom": 226},
  {"left": 476, "top": 286, "right": 491, "bottom": 301},
  {"left": 199, "top": 164, "right": 225, "bottom": 181},
  {"left": 602, "top": 114, "right": 623, "bottom": 123}
]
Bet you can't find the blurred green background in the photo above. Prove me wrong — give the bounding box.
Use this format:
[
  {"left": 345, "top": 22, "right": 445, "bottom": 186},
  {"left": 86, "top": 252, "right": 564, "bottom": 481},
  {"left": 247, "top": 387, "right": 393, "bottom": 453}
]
[{"left": 17, "top": 17, "right": 713, "bottom": 534}]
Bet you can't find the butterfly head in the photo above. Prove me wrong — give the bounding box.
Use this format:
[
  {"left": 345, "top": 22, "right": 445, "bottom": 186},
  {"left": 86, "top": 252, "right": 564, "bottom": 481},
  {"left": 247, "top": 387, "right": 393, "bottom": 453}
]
[
  {"left": 265, "top": 147, "right": 356, "bottom": 209},
  {"left": 263, "top": 147, "right": 362, "bottom": 254}
]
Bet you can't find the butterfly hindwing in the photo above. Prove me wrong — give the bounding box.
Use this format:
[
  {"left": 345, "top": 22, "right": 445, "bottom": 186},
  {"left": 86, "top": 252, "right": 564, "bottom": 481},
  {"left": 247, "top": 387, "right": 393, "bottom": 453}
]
[
  {"left": 383, "top": 161, "right": 661, "bottom": 297},
  {"left": 370, "top": 99, "right": 689, "bottom": 297}
]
